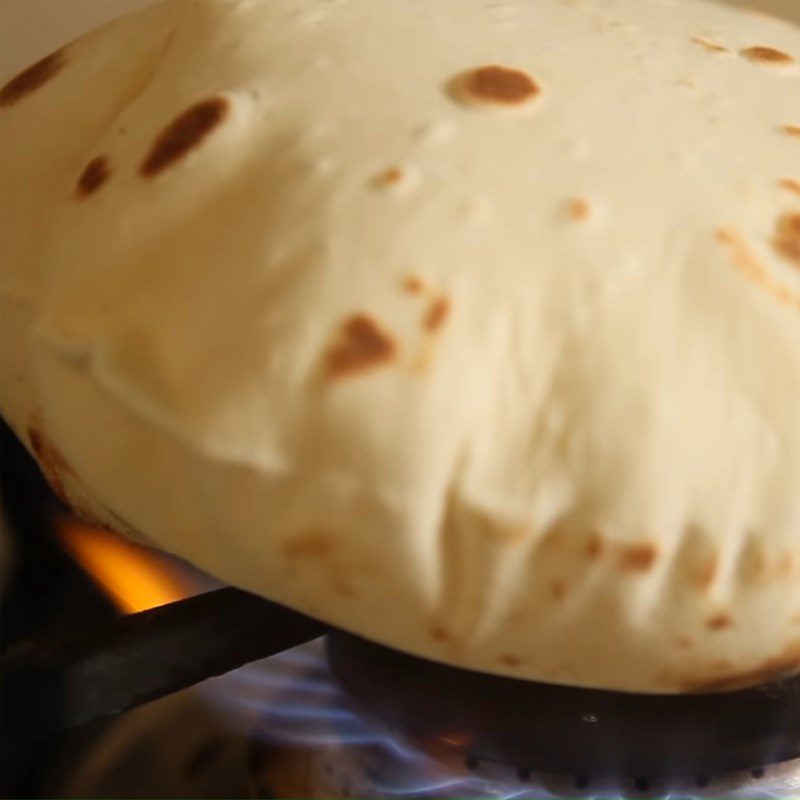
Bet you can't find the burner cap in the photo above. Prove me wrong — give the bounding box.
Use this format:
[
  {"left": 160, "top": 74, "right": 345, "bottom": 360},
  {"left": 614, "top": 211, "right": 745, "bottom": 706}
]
[{"left": 327, "top": 632, "right": 800, "bottom": 780}]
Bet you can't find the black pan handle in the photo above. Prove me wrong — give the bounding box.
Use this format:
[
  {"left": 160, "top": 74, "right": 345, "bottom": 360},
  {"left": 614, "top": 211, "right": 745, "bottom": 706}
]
[{"left": 1, "top": 587, "right": 327, "bottom": 754}]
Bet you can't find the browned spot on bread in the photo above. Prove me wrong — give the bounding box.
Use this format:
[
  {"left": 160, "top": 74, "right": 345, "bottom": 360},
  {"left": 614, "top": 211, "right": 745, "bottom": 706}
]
[
  {"left": 431, "top": 625, "right": 451, "bottom": 643},
  {"left": 411, "top": 292, "right": 452, "bottom": 372},
  {"left": 792, "top": 614, "right": 800, "bottom": 625},
  {"left": 784, "top": 125, "right": 800, "bottom": 138},
  {"left": 424, "top": 297, "right": 451, "bottom": 333},
  {"left": 26, "top": 429, "right": 136, "bottom": 536},
  {"left": 325, "top": 314, "right": 396, "bottom": 379},
  {"left": 566, "top": 197, "right": 591, "bottom": 221},
  {"left": 619, "top": 542, "right": 658, "bottom": 573},
  {"left": 740, "top": 46, "right": 796, "bottom": 66},
  {"left": 718, "top": 228, "right": 768, "bottom": 282},
  {"left": 404, "top": 275, "right": 426, "bottom": 295},
  {"left": 717, "top": 228, "right": 800, "bottom": 310},
  {"left": 499, "top": 654, "right": 524, "bottom": 667},
  {"left": 707, "top": 613, "right": 734, "bottom": 631},
  {"left": 282, "top": 532, "right": 336, "bottom": 559},
  {"left": 550, "top": 580, "right": 568, "bottom": 601},
  {"left": 28, "top": 425, "right": 72, "bottom": 507},
  {"left": 372, "top": 167, "right": 405, "bottom": 189},
  {"left": 140, "top": 97, "right": 229, "bottom": 177},
  {"left": 586, "top": 532, "right": 605, "bottom": 560},
  {"left": 0, "top": 49, "right": 65, "bottom": 108},
  {"left": 696, "top": 556, "right": 718, "bottom": 591},
  {"left": 675, "top": 635, "right": 695, "bottom": 649},
  {"left": 680, "top": 639, "right": 800, "bottom": 693},
  {"left": 692, "top": 37, "right": 729, "bottom": 54},
  {"left": 774, "top": 212, "right": 800, "bottom": 266},
  {"left": 458, "top": 65, "right": 540, "bottom": 106},
  {"left": 779, "top": 179, "right": 800, "bottom": 197},
  {"left": 76, "top": 157, "right": 111, "bottom": 198},
  {"left": 28, "top": 427, "right": 50, "bottom": 461}
]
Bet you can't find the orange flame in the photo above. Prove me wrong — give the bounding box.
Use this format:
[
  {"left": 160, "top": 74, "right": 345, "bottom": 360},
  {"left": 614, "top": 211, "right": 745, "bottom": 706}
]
[{"left": 57, "top": 518, "right": 192, "bottom": 614}]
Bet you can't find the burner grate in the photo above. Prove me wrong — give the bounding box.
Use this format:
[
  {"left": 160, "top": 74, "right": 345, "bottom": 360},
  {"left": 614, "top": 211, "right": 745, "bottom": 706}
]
[{"left": 327, "top": 631, "right": 800, "bottom": 782}]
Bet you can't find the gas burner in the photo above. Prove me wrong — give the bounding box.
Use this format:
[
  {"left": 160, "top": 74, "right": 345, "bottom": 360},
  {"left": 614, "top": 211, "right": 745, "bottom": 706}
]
[
  {"left": 49, "top": 639, "right": 800, "bottom": 799},
  {"left": 327, "top": 631, "right": 800, "bottom": 784},
  {"left": 249, "top": 743, "right": 800, "bottom": 800}
]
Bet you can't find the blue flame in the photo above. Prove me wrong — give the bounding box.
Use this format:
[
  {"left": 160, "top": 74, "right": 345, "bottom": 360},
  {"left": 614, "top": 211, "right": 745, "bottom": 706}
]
[{"left": 197, "top": 640, "right": 798, "bottom": 799}]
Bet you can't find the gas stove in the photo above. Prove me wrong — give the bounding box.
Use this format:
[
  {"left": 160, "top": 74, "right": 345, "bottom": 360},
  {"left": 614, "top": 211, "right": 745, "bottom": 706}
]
[
  {"left": 41, "top": 638, "right": 800, "bottom": 799},
  {"left": 2, "top": 417, "right": 800, "bottom": 800}
]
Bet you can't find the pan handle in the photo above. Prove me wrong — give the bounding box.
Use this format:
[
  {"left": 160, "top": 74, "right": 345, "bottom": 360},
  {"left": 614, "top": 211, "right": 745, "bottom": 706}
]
[{"left": 1, "top": 587, "right": 327, "bottom": 754}]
